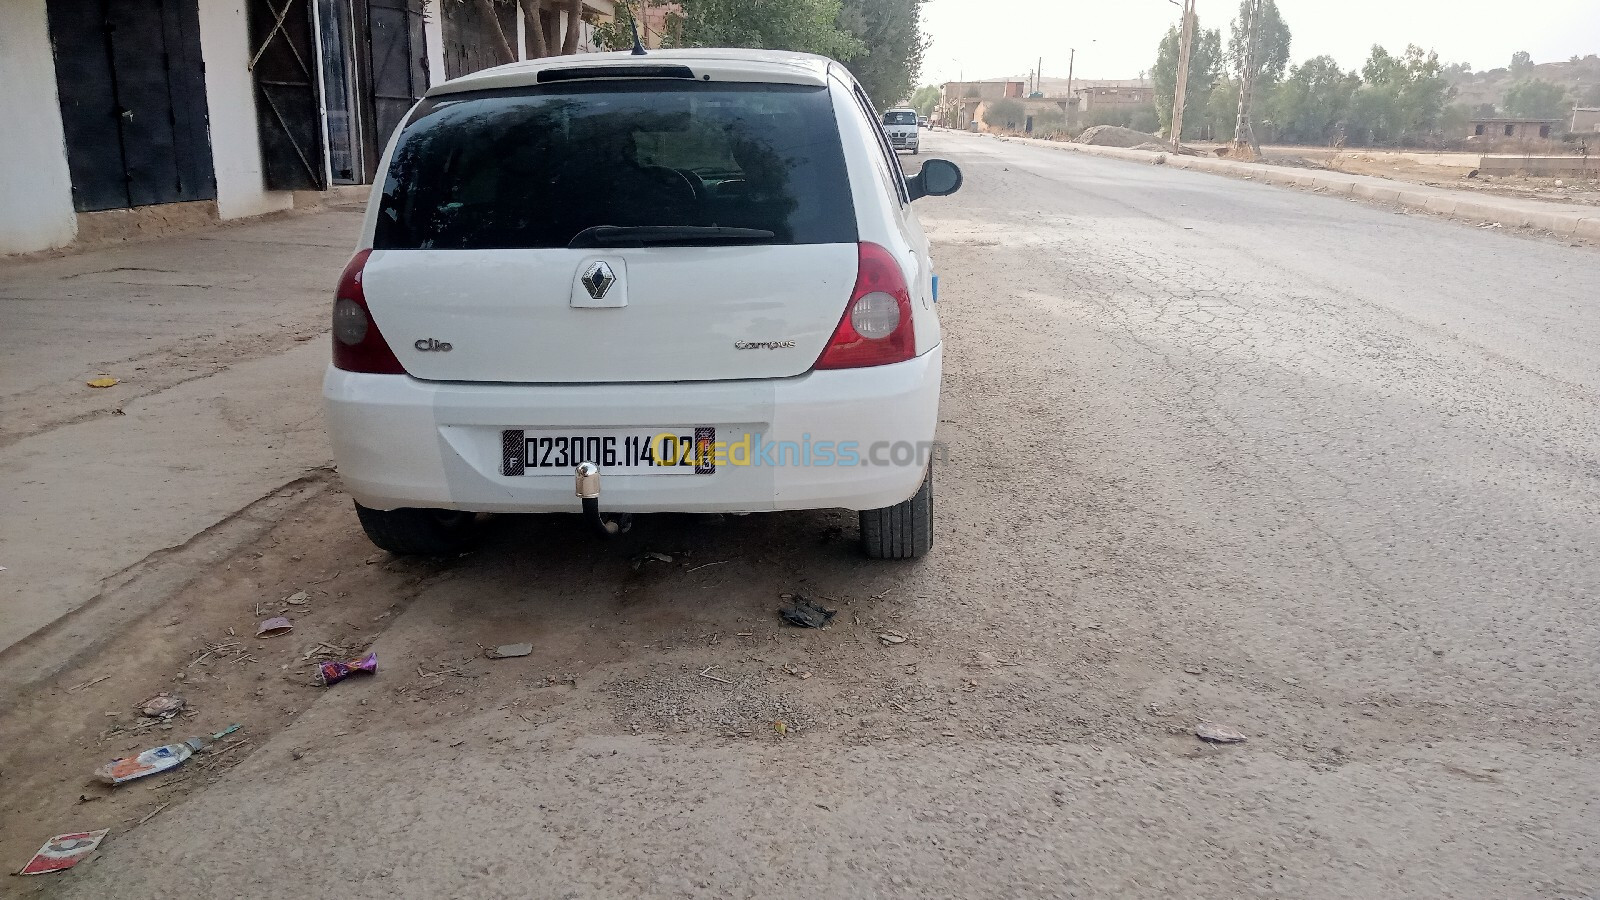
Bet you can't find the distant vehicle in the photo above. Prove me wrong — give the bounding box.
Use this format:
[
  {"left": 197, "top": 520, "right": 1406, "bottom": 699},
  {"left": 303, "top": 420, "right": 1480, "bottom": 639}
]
[
  {"left": 918, "top": 116, "right": 928, "bottom": 128},
  {"left": 882, "top": 108, "right": 920, "bottom": 154},
  {"left": 323, "top": 49, "right": 966, "bottom": 559}
]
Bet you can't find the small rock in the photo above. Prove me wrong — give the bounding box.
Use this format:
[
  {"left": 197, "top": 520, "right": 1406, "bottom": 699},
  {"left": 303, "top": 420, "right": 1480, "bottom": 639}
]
[
  {"left": 285, "top": 591, "right": 310, "bottom": 606},
  {"left": 1183, "top": 666, "right": 1203, "bottom": 675},
  {"left": 877, "top": 630, "right": 908, "bottom": 646},
  {"left": 291, "top": 748, "right": 307, "bottom": 760}
]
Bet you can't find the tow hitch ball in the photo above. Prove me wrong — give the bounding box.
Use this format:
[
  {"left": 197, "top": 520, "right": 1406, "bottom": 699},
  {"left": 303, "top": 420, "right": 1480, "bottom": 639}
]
[{"left": 575, "top": 462, "right": 629, "bottom": 537}]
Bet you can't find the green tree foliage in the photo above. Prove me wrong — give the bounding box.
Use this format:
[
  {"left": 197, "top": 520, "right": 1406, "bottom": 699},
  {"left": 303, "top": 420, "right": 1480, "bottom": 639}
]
[
  {"left": 1348, "top": 44, "right": 1454, "bottom": 143},
  {"left": 982, "top": 99, "right": 1024, "bottom": 130},
  {"left": 673, "top": 0, "right": 864, "bottom": 61},
  {"left": 837, "top": 0, "right": 928, "bottom": 109},
  {"left": 1510, "top": 50, "right": 1533, "bottom": 73},
  {"left": 1085, "top": 105, "right": 1159, "bottom": 134},
  {"left": 909, "top": 85, "right": 940, "bottom": 117},
  {"left": 1269, "top": 55, "right": 1359, "bottom": 143},
  {"left": 1503, "top": 79, "right": 1570, "bottom": 119},
  {"left": 1152, "top": 20, "right": 1224, "bottom": 138},
  {"left": 1204, "top": 78, "right": 1240, "bottom": 140},
  {"left": 591, "top": 1, "right": 640, "bottom": 52},
  {"left": 1584, "top": 82, "right": 1600, "bottom": 107},
  {"left": 1227, "top": 0, "right": 1291, "bottom": 85}
]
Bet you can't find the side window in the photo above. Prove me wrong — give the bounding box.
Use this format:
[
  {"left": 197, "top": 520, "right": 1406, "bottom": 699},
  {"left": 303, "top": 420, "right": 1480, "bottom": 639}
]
[{"left": 851, "top": 86, "right": 909, "bottom": 206}]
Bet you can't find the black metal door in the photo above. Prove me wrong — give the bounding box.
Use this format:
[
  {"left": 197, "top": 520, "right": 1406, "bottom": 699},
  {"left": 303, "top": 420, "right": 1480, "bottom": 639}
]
[
  {"left": 367, "top": 0, "right": 429, "bottom": 159},
  {"left": 247, "top": 0, "right": 327, "bottom": 190},
  {"left": 47, "top": 0, "right": 216, "bottom": 212}
]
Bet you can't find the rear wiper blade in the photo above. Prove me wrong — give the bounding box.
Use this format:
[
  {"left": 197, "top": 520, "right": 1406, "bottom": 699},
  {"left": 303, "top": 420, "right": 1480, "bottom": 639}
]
[{"left": 568, "top": 226, "right": 776, "bottom": 249}]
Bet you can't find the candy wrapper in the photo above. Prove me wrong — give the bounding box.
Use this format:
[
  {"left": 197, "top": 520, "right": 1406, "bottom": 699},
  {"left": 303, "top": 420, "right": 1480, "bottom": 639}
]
[{"left": 317, "top": 650, "right": 377, "bottom": 686}]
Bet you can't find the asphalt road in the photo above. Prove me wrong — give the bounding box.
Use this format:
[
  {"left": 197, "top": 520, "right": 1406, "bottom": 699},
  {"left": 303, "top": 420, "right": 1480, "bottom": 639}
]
[{"left": 12, "top": 130, "right": 1600, "bottom": 899}]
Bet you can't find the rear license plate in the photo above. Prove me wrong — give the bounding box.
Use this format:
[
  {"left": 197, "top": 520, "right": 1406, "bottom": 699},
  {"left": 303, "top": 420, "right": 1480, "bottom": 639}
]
[{"left": 501, "top": 428, "right": 716, "bottom": 476}]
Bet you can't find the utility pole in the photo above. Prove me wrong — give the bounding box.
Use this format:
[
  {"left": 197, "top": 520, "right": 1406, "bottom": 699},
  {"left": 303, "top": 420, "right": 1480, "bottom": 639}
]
[
  {"left": 1230, "top": 0, "right": 1263, "bottom": 159},
  {"left": 1037, "top": 56, "right": 1043, "bottom": 94},
  {"left": 1170, "top": 0, "right": 1196, "bottom": 151},
  {"left": 1067, "top": 48, "right": 1076, "bottom": 128}
]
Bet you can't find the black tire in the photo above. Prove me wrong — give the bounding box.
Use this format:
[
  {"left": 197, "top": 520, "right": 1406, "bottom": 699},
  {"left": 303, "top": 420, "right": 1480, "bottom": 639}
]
[
  {"left": 859, "top": 467, "right": 933, "bottom": 560},
  {"left": 910, "top": 146, "right": 920, "bottom": 155},
  {"left": 354, "top": 502, "right": 477, "bottom": 556}
]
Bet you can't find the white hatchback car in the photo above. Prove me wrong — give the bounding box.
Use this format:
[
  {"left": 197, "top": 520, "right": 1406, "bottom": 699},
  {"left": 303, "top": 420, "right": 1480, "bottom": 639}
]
[{"left": 324, "top": 48, "right": 963, "bottom": 559}]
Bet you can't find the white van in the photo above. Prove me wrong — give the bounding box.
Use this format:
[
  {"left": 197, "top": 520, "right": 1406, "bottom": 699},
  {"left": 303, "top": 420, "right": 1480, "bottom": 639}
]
[
  {"left": 882, "top": 108, "right": 920, "bottom": 153},
  {"left": 323, "top": 49, "right": 964, "bottom": 559}
]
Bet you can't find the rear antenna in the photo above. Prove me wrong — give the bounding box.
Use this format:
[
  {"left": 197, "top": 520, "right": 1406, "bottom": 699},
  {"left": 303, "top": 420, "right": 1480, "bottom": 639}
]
[{"left": 627, "top": 1, "right": 647, "bottom": 55}]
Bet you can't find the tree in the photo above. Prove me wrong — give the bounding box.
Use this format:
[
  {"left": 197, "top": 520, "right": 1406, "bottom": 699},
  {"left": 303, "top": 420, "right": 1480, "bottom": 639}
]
[
  {"left": 1269, "top": 55, "right": 1358, "bottom": 144},
  {"left": 909, "top": 85, "right": 940, "bottom": 117},
  {"left": 1205, "top": 78, "right": 1240, "bottom": 140},
  {"left": 837, "top": 0, "right": 929, "bottom": 109},
  {"left": 1227, "top": 0, "right": 1290, "bottom": 85},
  {"left": 1152, "top": 20, "right": 1223, "bottom": 139},
  {"left": 673, "top": 0, "right": 864, "bottom": 60},
  {"left": 1504, "top": 79, "right": 1570, "bottom": 119},
  {"left": 1510, "top": 50, "right": 1533, "bottom": 73},
  {"left": 1584, "top": 82, "right": 1600, "bottom": 107},
  {"left": 1347, "top": 44, "right": 1454, "bottom": 144},
  {"left": 982, "top": 99, "right": 1024, "bottom": 130}
]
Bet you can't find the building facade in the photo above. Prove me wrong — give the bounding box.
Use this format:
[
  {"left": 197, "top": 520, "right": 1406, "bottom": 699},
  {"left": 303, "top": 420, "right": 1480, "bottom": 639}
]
[
  {"left": 1, "top": 0, "right": 628, "bottom": 255},
  {"left": 1572, "top": 108, "right": 1600, "bottom": 133},
  {"left": 1468, "top": 117, "right": 1561, "bottom": 141},
  {"left": 1073, "top": 79, "right": 1153, "bottom": 115}
]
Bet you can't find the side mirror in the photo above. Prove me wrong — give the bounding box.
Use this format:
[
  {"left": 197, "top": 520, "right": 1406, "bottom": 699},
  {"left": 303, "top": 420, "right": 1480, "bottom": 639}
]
[{"left": 908, "top": 158, "right": 963, "bottom": 201}]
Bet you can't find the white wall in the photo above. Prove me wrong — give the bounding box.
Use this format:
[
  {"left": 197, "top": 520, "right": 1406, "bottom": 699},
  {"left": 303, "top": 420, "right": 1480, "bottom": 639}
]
[
  {"left": 0, "top": 0, "right": 77, "bottom": 254},
  {"left": 198, "top": 0, "right": 294, "bottom": 220}
]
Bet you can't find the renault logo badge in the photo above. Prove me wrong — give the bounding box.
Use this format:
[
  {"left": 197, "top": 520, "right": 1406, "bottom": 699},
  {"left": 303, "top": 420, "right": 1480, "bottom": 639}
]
[{"left": 581, "top": 261, "right": 616, "bottom": 300}]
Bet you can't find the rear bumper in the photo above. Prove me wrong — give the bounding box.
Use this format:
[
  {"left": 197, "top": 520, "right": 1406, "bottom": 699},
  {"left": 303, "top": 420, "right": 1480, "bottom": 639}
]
[{"left": 323, "top": 345, "right": 941, "bottom": 514}]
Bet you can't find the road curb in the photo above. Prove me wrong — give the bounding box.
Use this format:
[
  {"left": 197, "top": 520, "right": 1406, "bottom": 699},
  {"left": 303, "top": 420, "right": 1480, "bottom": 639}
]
[{"left": 993, "top": 135, "right": 1596, "bottom": 240}]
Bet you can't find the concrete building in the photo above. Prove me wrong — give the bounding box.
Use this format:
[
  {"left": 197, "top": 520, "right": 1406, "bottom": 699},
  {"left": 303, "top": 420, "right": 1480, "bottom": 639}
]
[
  {"left": 1468, "top": 117, "right": 1562, "bottom": 140},
  {"left": 1, "top": 0, "right": 625, "bottom": 255},
  {"left": 1073, "top": 79, "right": 1154, "bottom": 115},
  {"left": 1572, "top": 108, "right": 1600, "bottom": 133},
  {"left": 941, "top": 79, "right": 1025, "bottom": 102}
]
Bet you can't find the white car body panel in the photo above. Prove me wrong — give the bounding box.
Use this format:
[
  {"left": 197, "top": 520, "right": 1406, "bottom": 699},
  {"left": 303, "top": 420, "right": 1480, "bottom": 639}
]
[
  {"left": 326, "top": 49, "right": 947, "bottom": 516},
  {"left": 325, "top": 345, "right": 940, "bottom": 513},
  {"left": 363, "top": 244, "right": 857, "bottom": 383}
]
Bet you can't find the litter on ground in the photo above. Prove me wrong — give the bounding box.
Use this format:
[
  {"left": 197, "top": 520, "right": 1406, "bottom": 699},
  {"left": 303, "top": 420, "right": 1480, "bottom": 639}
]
[
  {"left": 18, "top": 829, "right": 110, "bottom": 875},
  {"left": 318, "top": 650, "right": 377, "bottom": 686},
  {"left": 779, "top": 596, "right": 835, "bottom": 628},
  {"left": 256, "top": 617, "right": 293, "bottom": 637},
  {"left": 138, "top": 692, "right": 185, "bottom": 719},
  {"left": 486, "top": 643, "right": 533, "bottom": 659},
  {"left": 1195, "top": 722, "right": 1248, "bottom": 744}
]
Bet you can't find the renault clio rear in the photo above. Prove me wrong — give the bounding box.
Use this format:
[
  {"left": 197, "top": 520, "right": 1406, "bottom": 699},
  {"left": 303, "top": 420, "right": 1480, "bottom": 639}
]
[{"left": 323, "top": 49, "right": 963, "bottom": 559}]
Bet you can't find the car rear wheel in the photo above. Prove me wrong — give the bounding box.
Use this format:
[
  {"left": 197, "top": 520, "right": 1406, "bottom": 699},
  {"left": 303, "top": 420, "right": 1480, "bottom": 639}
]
[
  {"left": 354, "top": 503, "right": 477, "bottom": 556},
  {"left": 859, "top": 467, "right": 933, "bottom": 559}
]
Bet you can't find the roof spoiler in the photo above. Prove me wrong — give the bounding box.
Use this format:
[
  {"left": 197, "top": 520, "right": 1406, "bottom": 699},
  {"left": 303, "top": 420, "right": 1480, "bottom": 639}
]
[{"left": 536, "top": 65, "right": 696, "bottom": 83}]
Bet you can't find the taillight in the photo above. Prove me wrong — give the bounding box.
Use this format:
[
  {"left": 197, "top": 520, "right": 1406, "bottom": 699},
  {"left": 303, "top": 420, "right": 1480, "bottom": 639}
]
[
  {"left": 331, "top": 249, "right": 406, "bottom": 374},
  {"left": 814, "top": 242, "right": 917, "bottom": 370}
]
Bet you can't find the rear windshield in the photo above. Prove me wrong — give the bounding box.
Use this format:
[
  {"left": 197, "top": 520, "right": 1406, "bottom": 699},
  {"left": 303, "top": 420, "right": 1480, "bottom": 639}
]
[
  {"left": 883, "top": 111, "right": 917, "bottom": 125},
  {"left": 374, "top": 81, "right": 857, "bottom": 250}
]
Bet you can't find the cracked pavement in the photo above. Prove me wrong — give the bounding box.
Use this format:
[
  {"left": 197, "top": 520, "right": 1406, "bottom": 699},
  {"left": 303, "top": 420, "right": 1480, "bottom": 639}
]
[{"left": 3, "top": 131, "right": 1598, "bottom": 898}]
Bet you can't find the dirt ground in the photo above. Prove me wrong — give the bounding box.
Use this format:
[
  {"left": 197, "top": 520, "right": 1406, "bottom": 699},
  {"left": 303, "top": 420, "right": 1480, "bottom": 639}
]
[
  {"left": 2, "top": 132, "right": 1598, "bottom": 898},
  {"left": 1264, "top": 148, "right": 1600, "bottom": 207}
]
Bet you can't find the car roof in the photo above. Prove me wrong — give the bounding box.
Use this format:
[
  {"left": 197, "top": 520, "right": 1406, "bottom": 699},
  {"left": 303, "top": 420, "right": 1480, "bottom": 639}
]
[{"left": 429, "top": 48, "right": 839, "bottom": 97}]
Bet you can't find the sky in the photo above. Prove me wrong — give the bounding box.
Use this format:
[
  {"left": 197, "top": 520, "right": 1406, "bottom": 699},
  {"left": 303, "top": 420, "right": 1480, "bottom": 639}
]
[{"left": 918, "top": 0, "right": 1600, "bottom": 85}]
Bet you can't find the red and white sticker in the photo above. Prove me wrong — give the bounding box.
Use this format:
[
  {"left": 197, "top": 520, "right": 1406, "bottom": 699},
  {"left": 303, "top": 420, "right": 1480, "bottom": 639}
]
[{"left": 18, "top": 829, "right": 109, "bottom": 875}]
